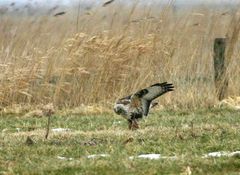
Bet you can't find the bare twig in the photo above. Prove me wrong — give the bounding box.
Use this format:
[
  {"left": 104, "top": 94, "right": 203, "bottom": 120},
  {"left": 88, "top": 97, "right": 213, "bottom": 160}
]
[
  {"left": 42, "top": 104, "right": 55, "bottom": 139},
  {"left": 76, "top": 0, "right": 81, "bottom": 32},
  {"left": 45, "top": 115, "right": 51, "bottom": 139}
]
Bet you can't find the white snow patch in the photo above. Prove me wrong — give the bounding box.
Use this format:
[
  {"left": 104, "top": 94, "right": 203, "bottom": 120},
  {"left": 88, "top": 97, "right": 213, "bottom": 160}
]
[
  {"left": 203, "top": 152, "right": 228, "bottom": 158},
  {"left": 129, "top": 154, "right": 177, "bottom": 160},
  {"left": 113, "top": 121, "right": 122, "bottom": 125},
  {"left": 137, "top": 154, "right": 161, "bottom": 160},
  {"left": 228, "top": 151, "right": 240, "bottom": 157},
  {"left": 203, "top": 151, "right": 240, "bottom": 158},
  {"left": 51, "top": 128, "right": 71, "bottom": 132},
  {"left": 87, "top": 154, "right": 110, "bottom": 159},
  {"left": 57, "top": 156, "right": 73, "bottom": 161}
]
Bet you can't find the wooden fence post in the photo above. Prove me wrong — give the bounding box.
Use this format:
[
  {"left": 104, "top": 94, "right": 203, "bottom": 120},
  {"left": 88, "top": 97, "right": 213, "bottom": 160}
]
[{"left": 213, "top": 38, "right": 228, "bottom": 101}]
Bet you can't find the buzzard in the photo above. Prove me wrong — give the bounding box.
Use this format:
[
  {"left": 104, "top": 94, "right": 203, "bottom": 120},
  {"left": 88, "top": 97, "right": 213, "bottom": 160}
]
[{"left": 114, "top": 82, "right": 174, "bottom": 130}]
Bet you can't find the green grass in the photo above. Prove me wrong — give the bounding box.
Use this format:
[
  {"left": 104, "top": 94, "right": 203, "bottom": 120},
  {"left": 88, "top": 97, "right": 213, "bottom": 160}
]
[{"left": 0, "top": 108, "right": 240, "bottom": 174}]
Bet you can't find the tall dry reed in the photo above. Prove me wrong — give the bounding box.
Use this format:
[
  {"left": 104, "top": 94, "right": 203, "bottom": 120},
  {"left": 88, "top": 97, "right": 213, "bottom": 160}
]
[{"left": 0, "top": 4, "right": 239, "bottom": 110}]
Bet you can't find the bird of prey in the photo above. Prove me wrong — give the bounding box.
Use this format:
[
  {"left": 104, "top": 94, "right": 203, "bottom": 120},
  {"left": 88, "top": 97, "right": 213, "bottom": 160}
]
[
  {"left": 54, "top": 11, "right": 66, "bottom": 17},
  {"left": 114, "top": 82, "right": 174, "bottom": 130},
  {"left": 102, "top": 0, "right": 115, "bottom": 7}
]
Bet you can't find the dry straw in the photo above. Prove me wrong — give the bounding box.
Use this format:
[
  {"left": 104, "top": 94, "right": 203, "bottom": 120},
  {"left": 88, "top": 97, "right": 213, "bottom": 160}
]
[{"left": 0, "top": 3, "right": 239, "bottom": 111}]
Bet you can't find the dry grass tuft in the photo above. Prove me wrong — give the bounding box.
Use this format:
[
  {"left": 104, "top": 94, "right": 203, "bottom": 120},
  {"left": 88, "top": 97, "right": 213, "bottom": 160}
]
[{"left": 216, "top": 96, "right": 240, "bottom": 110}]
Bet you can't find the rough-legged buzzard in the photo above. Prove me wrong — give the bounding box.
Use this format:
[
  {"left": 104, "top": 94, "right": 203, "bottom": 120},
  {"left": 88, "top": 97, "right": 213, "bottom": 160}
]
[{"left": 114, "top": 82, "right": 174, "bottom": 130}]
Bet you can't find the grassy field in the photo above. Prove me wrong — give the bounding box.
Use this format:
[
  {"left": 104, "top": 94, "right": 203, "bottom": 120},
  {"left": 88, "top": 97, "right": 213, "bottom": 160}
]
[
  {"left": 0, "top": 2, "right": 240, "bottom": 174},
  {"left": 0, "top": 108, "right": 240, "bottom": 174}
]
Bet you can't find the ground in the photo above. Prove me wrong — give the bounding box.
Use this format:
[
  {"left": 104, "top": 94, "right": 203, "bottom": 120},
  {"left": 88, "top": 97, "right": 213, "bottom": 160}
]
[{"left": 0, "top": 108, "right": 240, "bottom": 174}]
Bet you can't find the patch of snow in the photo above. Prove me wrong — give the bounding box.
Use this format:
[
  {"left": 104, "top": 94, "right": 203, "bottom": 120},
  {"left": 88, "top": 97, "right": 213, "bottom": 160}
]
[
  {"left": 203, "top": 151, "right": 240, "bottom": 158},
  {"left": 129, "top": 154, "right": 177, "bottom": 160},
  {"left": 182, "top": 124, "right": 190, "bottom": 129},
  {"left": 202, "top": 151, "right": 228, "bottom": 158},
  {"left": 113, "top": 121, "right": 122, "bottom": 125},
  {"left": 87, "top": 154, "right": 110, "bottom": 159},
  {"left": 51, "top": 128, "right": 71, "bottom": 132},
  {"left": 228, "top": 151, "right": 240, "bottom": 157},
  {"left": 57, "top": 156, "right": 73, "bottom": 161},
  {"left": 138, "top": 154, "right": 161, "bottom": 160}
]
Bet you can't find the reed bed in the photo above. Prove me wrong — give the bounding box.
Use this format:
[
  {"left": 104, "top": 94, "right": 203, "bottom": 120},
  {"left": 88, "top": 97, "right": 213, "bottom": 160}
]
[{"left": 0, "top": 4, "right": 239, "bottom": 110}]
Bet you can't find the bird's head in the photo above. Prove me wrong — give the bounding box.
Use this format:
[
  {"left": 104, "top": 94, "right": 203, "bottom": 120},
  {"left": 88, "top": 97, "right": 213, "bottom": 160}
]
[{"left": 113, "top": 103, "right": 128, "bottom": 116}]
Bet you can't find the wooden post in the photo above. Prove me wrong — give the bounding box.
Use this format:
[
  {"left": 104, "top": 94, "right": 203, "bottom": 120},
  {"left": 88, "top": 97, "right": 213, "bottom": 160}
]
[{"left": 213, "top": 38, "right": 228, "bottom": 101}]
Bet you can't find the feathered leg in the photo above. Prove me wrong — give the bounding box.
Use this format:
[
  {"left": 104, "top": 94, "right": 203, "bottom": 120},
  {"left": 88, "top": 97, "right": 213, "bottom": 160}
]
[
  {"left": 128, "top": 119, "right": 139, "bottom": 130},
  {"left": 128, "top": 120, "right": 132, "bottom": 130}
]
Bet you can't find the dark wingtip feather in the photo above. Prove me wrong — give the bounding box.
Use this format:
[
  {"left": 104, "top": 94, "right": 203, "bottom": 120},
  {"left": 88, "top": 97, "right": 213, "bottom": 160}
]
[
  {"left": 164, "top": 83, "right": 174, "bottom": 91},
  {"left": 150, "top": 82, "right": 167, "bottom": 87},
  {"left": 151, "top": 82, "right": 174, "bottom": 90}
]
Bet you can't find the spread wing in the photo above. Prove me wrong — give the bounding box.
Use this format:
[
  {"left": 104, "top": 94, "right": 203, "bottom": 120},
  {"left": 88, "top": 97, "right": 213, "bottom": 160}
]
[
  {"left": 133, "top": 82, "right": 174, "bottom": 116},
  {"left": 141, "top": 100, "right": 151, "bottom": 116},
  {"left": 142, "top": 82, "right": 174, "bottom": 101}
]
